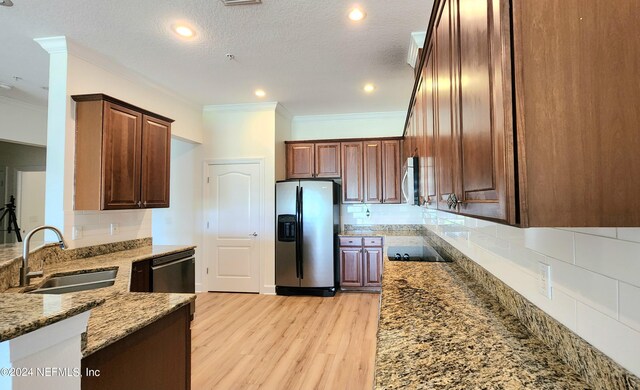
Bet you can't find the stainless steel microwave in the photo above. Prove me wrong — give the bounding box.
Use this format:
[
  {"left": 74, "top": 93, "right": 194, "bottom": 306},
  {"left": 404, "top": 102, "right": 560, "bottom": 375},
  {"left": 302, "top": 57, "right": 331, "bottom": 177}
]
[{"left": 402, "top": 156, "right": 419, "bottom": 205}]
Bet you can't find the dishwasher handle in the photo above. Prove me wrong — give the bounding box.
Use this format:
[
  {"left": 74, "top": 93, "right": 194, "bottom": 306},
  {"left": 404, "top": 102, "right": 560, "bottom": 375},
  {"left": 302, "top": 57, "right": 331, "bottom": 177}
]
[
  {"left": 151, "top": 256, "right": 194, "bottom": 271},
  {"left": 151, "top": 249, "right": 195, "bottom": 267}
]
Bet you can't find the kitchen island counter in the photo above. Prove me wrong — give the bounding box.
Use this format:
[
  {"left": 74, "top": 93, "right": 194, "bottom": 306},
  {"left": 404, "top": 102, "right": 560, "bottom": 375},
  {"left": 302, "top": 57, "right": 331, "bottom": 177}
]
[{"left": 1, "top": 243, "right": 196, "bottom": 357}]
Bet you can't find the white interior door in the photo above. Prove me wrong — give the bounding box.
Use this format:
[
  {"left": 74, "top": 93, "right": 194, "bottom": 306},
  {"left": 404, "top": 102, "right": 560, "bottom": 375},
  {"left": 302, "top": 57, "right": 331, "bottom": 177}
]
[
  {"left": 206, "top": 162, "right": 261, "bottom": 292},
  {"left": 16, "top": 171, "right": 46, "bottom": 242}
]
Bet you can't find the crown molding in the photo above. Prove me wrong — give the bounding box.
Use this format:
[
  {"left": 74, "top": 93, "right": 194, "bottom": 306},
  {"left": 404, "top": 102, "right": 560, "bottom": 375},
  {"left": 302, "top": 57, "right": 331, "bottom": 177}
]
[
  {"left": 203, "top": 102, "right": 278, "bottom": 112},
  {"left": 292, "top": 111, "right": 405, "bottom": 123},
  {"left": 275, "top": 103, "right": 293, "bottom": 121},
  {"left": 34, "top": 36, "right": 68, "bottom": 54},
  {"left": 407, "top": 31, "right": 426, "bottom": 68}
]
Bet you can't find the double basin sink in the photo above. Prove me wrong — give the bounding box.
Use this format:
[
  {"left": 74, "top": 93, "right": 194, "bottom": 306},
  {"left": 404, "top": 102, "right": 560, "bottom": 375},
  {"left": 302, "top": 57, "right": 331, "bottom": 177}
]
[{"left": 29, "top": 269, "right": 118, "bottom": 294}]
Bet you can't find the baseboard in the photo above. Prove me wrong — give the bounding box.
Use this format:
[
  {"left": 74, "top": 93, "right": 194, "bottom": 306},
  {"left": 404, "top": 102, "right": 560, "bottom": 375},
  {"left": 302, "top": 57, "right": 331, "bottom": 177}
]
[{"left": 261, "top": 285, "right": 276, "bottom": 295}]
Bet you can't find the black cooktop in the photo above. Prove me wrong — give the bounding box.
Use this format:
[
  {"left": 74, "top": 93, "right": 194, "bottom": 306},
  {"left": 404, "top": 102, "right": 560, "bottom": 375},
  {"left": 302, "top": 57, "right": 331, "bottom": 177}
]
[{"left": 387, "top": 245, "right": 450, "bottom": 262}]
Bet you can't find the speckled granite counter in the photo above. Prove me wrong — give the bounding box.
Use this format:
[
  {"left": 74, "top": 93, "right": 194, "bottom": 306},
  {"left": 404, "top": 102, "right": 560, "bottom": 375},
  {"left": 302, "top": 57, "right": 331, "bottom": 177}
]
[
  {"left": 375, "top": 237, "right": 588, "bottom": 389},
  {"left": 0, "top": 293, "right": 103, "bottom": 342},
  {"left": 0, "top": 242, "right": 196, "bottom": 357}
]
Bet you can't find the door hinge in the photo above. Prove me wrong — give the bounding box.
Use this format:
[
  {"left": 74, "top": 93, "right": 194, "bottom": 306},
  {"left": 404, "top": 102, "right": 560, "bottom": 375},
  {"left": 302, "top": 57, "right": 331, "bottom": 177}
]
[
  {"left": 206, "top": 267, "right": 209, "bottom": 274},
  {"left": 207, "top": 177, "right": 210, "bottom": 183},
  {"left": 206, "top": 221, "right": 210, "bottom": 229}
]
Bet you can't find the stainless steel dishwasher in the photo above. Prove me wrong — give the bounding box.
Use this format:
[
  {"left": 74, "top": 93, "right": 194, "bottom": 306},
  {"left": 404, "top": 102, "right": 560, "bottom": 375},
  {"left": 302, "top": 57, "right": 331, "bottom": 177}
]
[{"left": 151, "top": 249, "right": 195, "bottom": 293}]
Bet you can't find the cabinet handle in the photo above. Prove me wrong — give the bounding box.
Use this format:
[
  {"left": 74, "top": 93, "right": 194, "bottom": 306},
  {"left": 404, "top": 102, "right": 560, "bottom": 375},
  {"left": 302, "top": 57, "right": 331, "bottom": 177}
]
[
  {"left": 143, "top": 201, "right": 147, "bottom": 207},
  {"left": 137, "top": 201, "right": 142, "bottom": 208}
]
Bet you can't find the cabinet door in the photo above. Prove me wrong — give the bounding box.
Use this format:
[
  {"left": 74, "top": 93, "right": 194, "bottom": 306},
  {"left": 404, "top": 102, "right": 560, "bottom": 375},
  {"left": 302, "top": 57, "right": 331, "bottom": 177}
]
[
  {"left": 382, "top": 140, "right": 401, "bottom": 204},
  {"left": 286, "top": 143, "right": 314, "bottom": 179},
  {"left": 363, "top": 247, "right": 382, "bottom": 287},
  {"left": 341, "top": 142, "right": 364, "bottom": 203},
  {"left": 102, "top": 102, "right": 143, "bottom": 210},
  {"left": 340, "top": 247, "right": 363, "bottom": 287},
  {"left": 315, "top": 142, "right": 341, "bottom": 178},
  {"left": 423, "top": 44, "right": 438, "bottom": 208},
  {"left": 141, "top": 115, "right": 171, "bottom": 208},
  {"left": 434, "top": 0, "right": 460, "bottom": 212},
  {"left": 363, "top": 141, "right": 382, "bottom": 203},
  {"left": 456, "top": 0, "right": 513, "bottom": 222}
]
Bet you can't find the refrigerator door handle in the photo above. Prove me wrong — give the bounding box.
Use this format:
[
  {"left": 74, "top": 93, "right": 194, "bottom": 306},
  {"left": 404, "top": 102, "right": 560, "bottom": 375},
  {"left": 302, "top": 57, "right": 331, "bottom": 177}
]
[
  {"left": 295, "top": 185, "right": 300, "bottom": 278},
  {"left": 298, "top": 186, "right": 304, "bottom": 279}
]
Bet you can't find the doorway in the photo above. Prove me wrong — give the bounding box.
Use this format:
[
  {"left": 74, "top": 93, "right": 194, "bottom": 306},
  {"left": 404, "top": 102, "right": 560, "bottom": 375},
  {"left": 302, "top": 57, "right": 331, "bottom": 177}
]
[{"left": 204, "top": 161, "right": 262, "bottom": 293}]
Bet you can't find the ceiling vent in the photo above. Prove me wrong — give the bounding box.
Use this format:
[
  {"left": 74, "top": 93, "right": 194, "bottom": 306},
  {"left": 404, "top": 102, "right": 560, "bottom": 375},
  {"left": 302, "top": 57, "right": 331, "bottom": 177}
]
[{"left": 220, "top": 0, "right": 261, "bottom": 5}]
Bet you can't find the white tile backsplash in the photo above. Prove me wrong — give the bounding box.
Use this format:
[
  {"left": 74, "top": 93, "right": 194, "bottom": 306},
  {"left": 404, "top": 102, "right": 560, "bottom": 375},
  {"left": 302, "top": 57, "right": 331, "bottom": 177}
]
[
  {"left": 64, "top": 209, "right": 151, "bottom": 249},
  {"left": 574, "top": 233, "right": 640, "bottom": 288},
  {"left": 524, "top": 228, "right": 575, "bottom": 264},
  {"left": 388, "top": 208, "right": 640, "bottom": 377},
  {"left": 619, "top": 282, "right": 640, "bottom": 332},
  {"left": 576, "top": 302, "right": 640, "bottom": 376},
  {"left": 617, "top": 228, "right": 640, "bottom": 243}
]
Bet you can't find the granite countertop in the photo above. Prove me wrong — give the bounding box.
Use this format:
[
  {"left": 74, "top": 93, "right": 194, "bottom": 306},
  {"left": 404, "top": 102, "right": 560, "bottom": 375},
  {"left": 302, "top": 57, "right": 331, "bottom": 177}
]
[
  {"left": 0, "top": 293, "right": 103, "bottom": 342},
  {"left": 375, "top": 238, "right": 589, "bottom": 389},
  {"left": 1, "top": 244, "right": 196, "bottom": 356}
]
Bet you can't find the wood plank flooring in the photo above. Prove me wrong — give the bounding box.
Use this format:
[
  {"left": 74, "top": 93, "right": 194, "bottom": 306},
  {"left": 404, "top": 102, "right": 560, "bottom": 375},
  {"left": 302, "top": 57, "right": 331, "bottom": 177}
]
[{"left": 191, "top": 292, "right": 380, "bottom": 390}]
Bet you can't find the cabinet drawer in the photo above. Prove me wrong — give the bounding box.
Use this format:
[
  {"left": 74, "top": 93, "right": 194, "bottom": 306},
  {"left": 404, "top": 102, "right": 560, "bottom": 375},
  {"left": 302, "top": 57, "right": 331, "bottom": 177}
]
[
  {"left": 339, "top": 237, "right": 363, "bottom": 247},
  {"left": 363, "top": 237, "right": 383, "bottom": 247}
]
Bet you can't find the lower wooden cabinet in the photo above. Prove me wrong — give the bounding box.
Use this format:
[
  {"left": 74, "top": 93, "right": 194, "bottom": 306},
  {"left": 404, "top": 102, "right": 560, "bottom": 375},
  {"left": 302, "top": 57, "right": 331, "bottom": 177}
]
[
  {"left": 339, "top": 236, "right": 383, "bottom": 291},
  {"left": 81, "top": 304, "right": 192, "bottom": 390}
]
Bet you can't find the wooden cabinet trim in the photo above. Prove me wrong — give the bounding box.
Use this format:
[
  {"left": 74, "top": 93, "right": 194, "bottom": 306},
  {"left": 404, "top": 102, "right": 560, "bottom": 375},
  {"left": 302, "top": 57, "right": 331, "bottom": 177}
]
[{"left": 72, "top": 94, "right": 174, "bottom": 124}]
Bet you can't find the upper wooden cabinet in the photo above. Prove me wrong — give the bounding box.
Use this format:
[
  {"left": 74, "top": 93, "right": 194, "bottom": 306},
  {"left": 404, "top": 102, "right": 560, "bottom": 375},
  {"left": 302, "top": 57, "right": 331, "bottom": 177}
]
[
  {"left": 286, "top": 142, "right": 340, "bottom": 179},
  {"left": 341, "top": 142, "right": 364, "bottom": 203},
  {"left": 72, "top": 94, "right": 173, "bottom": 210},
  {"left": 405, "top": 0, "right": 640, "bottom": 226}
]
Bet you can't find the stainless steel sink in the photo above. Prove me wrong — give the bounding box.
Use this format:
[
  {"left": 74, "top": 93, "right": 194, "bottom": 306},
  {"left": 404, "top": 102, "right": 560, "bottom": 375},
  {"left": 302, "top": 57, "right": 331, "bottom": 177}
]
[{"left": 29, "top": 269, "right": 117, "bottom": 295}]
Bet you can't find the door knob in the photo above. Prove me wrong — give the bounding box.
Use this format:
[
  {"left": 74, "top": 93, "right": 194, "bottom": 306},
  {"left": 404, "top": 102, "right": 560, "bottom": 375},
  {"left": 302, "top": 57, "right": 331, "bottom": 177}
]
[{"left": 250, "top": 232, "right": 258, "bottom": 237}]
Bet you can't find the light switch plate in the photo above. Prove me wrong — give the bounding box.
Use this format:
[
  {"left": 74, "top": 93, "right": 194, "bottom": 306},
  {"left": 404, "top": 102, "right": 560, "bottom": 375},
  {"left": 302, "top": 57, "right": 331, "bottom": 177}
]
[
  {"left": 538, "top": 262, "right": 552, "bottom": 299},
  {"left": 110, "top": 223, "right": 119, "bottom": 235},
  {"left": 72, "top": 226, "right": 83, "bottom": 240}
]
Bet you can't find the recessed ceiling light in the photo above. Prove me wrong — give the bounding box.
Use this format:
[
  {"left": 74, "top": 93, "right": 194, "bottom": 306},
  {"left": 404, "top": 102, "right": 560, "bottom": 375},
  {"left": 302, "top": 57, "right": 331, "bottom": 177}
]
[
  {"left": 255, "top": 89, "right": 266, "bottom": 98},
  {"left": 363, "top": 84, "right": 375, "bottom": 93},
  {"left": 348, "top": 7, "right": 366, "bottom": 22},
  {"left": 172, "top": 24, "right": 196, "bottom": 39},
  {"left": 0, "top": 0, "right": 14, "bottom": 7}
]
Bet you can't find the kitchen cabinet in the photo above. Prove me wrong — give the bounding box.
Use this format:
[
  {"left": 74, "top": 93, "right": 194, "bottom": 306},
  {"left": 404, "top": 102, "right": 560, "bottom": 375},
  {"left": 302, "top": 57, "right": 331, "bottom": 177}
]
[
  {"left": 81, "top": 304, "right": 191, "bottom": 390},
  {"left": 72, "top": 94, "right": 172, "bottom": 210},
  {"left": 405, "top": 0, "right": 639, "bottom": 226},
  {"left": 341, "top": 141, "right": 364, "bottom": 203},
  {"left": 286, "top": 142, "right": 340, "bottom": 179},
  {"left": 345, "top": 139, "right": 401, "bottom": 204},
  {"left": 339, "top": 236, "right": 383, "bottom": 291}
]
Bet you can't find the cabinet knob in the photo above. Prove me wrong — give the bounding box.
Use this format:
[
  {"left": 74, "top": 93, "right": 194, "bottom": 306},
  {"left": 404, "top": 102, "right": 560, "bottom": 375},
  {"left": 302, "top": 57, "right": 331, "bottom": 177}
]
[
  {"left": 137, "top": 201, "right": 142, "bottom": 208},
  {"left": 143, "top": 201, "right": 147, "bottom": 207}
]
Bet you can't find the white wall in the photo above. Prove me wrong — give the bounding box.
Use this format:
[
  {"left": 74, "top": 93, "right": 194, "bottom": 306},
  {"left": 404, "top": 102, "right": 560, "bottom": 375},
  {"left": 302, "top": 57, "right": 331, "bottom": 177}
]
[
  {"left": 275, "top": 105, "right": 292, "bottom": 181},
  {"left": 291, "top": 111, "right": 405, "bottom": 140},
  {"left": 202, "top": 103, "right": 278, "bottom": 294},
  {"left": 152, "top": 137, "right": 203, "bottom": 287},
  {"left": 36, "top": 37, "right": 204, "bottom": 248},
  {"left": 0, "top": 96, "right": 47, "bottom": 146},
  {"left": 418, "top": 207, "right": 640, "bottom": 376}
]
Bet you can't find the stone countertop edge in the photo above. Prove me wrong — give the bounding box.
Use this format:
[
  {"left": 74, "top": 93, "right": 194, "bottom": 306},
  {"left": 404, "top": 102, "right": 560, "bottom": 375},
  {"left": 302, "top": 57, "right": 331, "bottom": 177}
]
[
  {"left": 0, "top": 294, "right": 104, "bottom": 342},
  {"left": 0, "top": 243, "right": 197, "bottom": 357}
]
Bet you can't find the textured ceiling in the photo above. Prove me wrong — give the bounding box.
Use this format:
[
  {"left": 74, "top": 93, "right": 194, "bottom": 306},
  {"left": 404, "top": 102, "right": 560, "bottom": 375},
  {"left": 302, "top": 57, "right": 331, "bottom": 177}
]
[{"left": 0, "top": 0, "right": 432, "bottom": 115}]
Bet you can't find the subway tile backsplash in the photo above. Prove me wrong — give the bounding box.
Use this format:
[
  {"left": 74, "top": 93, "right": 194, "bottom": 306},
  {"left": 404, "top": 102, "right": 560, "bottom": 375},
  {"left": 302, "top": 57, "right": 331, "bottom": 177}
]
[{"left": 344, "top": 205, "right": 640, "bottom": 376}]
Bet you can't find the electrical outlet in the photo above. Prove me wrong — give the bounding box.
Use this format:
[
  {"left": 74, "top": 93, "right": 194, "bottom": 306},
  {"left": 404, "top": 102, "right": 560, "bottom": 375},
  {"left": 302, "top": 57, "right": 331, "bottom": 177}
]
[
  {"left": 538, "top": 262, "right": 552, "bottom": 299},
  {"left": 110, "top": 223, "right": 119, "bottom": 235}
]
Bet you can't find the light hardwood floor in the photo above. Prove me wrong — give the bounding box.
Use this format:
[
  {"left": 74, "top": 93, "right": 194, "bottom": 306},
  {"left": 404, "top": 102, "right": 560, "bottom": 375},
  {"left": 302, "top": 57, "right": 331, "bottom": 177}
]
[{"left": 191, "top": 292, "right": 380, "bottom": 390}]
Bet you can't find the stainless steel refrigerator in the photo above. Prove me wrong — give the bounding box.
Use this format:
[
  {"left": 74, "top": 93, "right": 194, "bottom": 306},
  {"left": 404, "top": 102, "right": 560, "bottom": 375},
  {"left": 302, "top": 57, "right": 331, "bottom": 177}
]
[{"left": 275, "top": 180, "right": 340, "bottom": 297}]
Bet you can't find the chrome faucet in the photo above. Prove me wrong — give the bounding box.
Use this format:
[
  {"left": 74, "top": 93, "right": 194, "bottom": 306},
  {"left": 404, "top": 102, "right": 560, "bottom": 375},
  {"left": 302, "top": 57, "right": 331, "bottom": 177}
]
[{"left": 20, "top": 225, "right": 68, "bottom": 287}]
